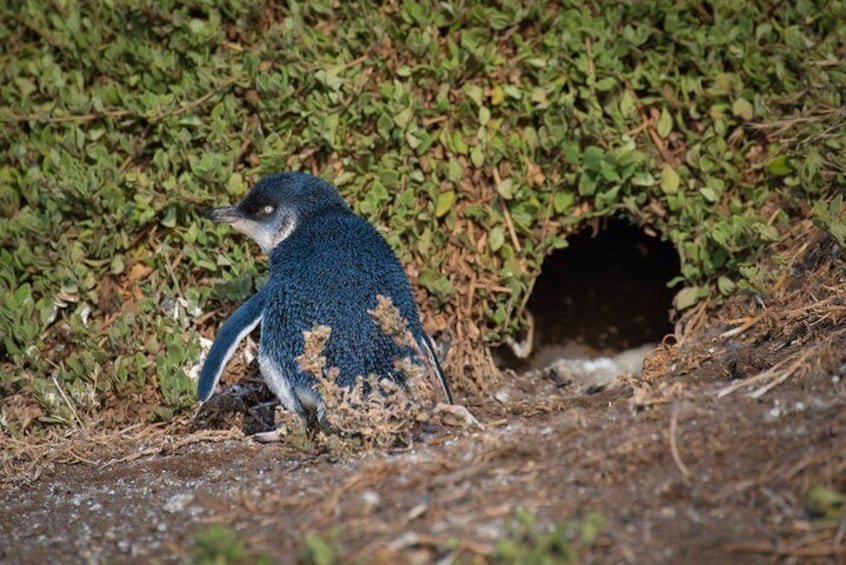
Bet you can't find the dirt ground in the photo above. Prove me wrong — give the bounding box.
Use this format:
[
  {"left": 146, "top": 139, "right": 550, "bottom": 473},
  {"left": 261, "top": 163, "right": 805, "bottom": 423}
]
[{"left": 2, "top": 231, "right": 845, "bottom": 564}]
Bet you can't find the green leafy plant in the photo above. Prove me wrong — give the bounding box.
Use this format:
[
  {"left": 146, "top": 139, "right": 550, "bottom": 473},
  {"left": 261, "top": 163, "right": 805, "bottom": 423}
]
[
  {"left": 493, "top": 509, "right": 606, "bottom": 564},
  {"left": 812, "top": 195, "right": 846, "bottom": 248},
  {"left": 188, "top": 524, "right": 273, "bottom": 565},
  {"left": 807, "top": 485, "right": 845, "bottom": 523},
  {"left": 299, "top": 528, "right": 343, "bottom": 565}
]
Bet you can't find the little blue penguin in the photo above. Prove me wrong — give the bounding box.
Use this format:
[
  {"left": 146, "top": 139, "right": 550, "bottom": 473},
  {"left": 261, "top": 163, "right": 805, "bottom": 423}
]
[{"left": 198, "top": 172, "right": 452, "bottom": 431}]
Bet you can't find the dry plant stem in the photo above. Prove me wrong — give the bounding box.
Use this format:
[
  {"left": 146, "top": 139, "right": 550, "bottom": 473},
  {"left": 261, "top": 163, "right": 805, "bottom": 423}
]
[
  {"left": 251, "top": 429, "right": 286, "bottom": 444},
  {"left": 383, "top": 532, "right": 493, "bottom": 556},
  {"left": 291, "top": 295, "right": 448, "bottom": 450},
  {"left": 0, "top": 417, "right": 195, "bottom": 484},
  {"left": 676, "top": 298, "right": 710, "bottom": 346},
  {"left": 50, "top": 374, "right": 83, "bottom": 428},
  {"left": 723, "top": 542, "right": 842, "bottom": 558},
  {"left": 716, "top": 350, "right": 812, "bottom": 399},
  {"left": 669, "top": 404, "right": 691, "bottom": 480},
  {"left": 103, "top": 429, "right": 242, "bottom": 466},
  {"left": 719, "top": 315, "right": 762, "bottom": 339}
]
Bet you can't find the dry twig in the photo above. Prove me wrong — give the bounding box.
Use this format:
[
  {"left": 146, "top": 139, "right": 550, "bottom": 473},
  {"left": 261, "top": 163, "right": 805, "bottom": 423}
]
[{"left": 669, "top": 404, "right": 691, "bottom": 480}]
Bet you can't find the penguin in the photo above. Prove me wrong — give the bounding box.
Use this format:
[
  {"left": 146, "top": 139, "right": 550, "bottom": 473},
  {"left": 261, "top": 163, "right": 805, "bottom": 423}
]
[{"left": 198, "top": 172, "right": 452, "bottom": 432}]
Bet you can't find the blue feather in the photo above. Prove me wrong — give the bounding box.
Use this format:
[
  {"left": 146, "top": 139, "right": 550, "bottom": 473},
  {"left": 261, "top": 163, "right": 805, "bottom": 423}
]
[
  {"left": 198, "top": 288, "right": 266, "bottom": 401},
  {"left": 261, "top": 210, "right": 428, "bottom": 393}
]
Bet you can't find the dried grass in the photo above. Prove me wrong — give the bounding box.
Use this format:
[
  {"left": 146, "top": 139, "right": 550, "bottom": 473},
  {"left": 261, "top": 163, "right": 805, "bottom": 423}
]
[
  {"left": 663, "top": 224, "right": 846, "bottom": 401},
  {"left": 0, "top": 416, "right": 206, "bottom": 485},
  {"left": 299, "top": 295, "right": 446, "bottom": 451}
]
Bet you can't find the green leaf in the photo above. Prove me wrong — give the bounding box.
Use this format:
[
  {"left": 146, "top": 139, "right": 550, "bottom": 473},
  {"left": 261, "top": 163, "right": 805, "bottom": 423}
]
[
  {"left": 595, "top": 77, "right": 617, "bottom": 91},
  {"left": 581, "top": 511, "right": 607, "bottom": 545},
  {"left": 301, "top": 531, "right": 340, "bottom": 565},
  {"left": 393, "top": 107, "right": 413, "bottom": 129},
  {"left": 700, "top": 187, "right": 718, "bottom": 203},
  {"left": 553, "top": 192, "right": 573, "bottom": 214},
  {"left": 562, "top": 143, "right": 579, "bottom": 164},
  {"left": 717, "top": 276, "right": 736, "bottom": 295},
  {"left": 674, "top": 286, "right": 704, "bottom": 310},
  {"left": 478, "top": 106, "right": 490, "bottom": 126},
  {"left": 470, "top": 145, "right": 485, "bottom": 168},
  {"left": 661, "top": 165, "right": 680, "bottom": 194},
  {"left": 510, "top": 202, "right": 535, "bottom": 229},
  {"left": 161, "top": 206, "right": 177, "bottom": 228},
  {"left": 110, "top": 255, "right": 125, "bottom": 275},
  {"left": 807, "top": 485, "right": 845, "bottom": 520},
  {"left": 657, "top": 108, "right": 673, "bottom": 138},
  {"left": 451, "top": 130, "right": 469, "bottom": 155},
  {"left": 464, "top": 84, "right": 483, "bottom": 106},
  {"left": 755, "top": 223, "right": 780, "bottom": 241},
  {"left": 377, "top": 113, "right": 393, "bottom": 138},
  {"left": 489, "top": 227, "right": 505, "bottom": 252},
  {"left": 497, "top": 178, "right": 515, "bottom": 200},
  {"left": 583, "top": 146, "right": 605, "bottom": 171},
  {"left": 766, "top": 155, "right": 793, "bottom": 177},
  {"left": 226, "top": 172, "right": 247, "bottom": 196},
  {"left": 732, "top": 98, "right": 754, "bottom": 120},
  {"left": 435, "top": 190, "right": 455, "bottom": 218},
  {"left": 447, "top": 159, "right": 463, "bottom": 183},
  {"left": 631, "top": 171, "right": 655, "bottom": 187}
]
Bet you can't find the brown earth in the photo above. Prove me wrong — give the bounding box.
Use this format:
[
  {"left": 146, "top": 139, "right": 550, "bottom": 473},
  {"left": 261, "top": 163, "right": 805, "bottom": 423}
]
[{"left": 1, "top": 229, "right": 845, "bottom": 564}]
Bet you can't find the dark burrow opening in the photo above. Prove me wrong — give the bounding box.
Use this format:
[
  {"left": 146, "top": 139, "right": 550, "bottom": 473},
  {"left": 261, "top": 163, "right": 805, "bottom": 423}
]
[{"left": 496, "top": 219, "right": 681, "bottom": 373}]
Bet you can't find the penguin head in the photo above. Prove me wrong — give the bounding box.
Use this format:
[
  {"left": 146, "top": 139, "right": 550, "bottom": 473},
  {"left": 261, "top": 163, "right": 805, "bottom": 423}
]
[{"left": 207, "top": 172, "right": 348, "bottom": 253}]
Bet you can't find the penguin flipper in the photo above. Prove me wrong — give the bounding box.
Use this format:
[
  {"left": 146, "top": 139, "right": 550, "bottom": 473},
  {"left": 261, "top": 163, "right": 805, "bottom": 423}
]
[
  {"left": 418, "top": 333, "right": 453, "bottom": 404},
  {"left": 198, "top": 289, "right": 266, "bottom": 401}
]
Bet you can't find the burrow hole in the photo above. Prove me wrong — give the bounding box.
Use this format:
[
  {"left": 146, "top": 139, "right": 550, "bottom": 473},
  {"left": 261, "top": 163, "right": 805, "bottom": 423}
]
[{"left": 496, "top": 219, "right": 680, "bottom": 372}]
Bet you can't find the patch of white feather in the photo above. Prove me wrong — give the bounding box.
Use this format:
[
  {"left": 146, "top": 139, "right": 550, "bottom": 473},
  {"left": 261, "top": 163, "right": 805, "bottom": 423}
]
[
  {"left": 269, "top": 213, "right": 297, "bottom": 250},
  {"left": 259, "top": 351, "right": 296, "bottom": 412},
  {"left": 228, "top": 211, "right": 297, "bottom": 253}
]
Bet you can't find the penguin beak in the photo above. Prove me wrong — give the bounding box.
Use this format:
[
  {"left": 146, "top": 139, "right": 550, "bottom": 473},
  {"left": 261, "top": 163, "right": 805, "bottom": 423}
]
[
  {"left": 206, "top": 205, "right": 274, "bottom": 252},
  {"left": 206, "top": 205, "right": 243, "bottom": 223}
]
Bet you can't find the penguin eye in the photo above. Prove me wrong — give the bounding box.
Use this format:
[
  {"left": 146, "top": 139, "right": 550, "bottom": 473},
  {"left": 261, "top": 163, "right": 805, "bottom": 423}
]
[{"left": 261, "top": 205, "right": 275, "bottom": 216}]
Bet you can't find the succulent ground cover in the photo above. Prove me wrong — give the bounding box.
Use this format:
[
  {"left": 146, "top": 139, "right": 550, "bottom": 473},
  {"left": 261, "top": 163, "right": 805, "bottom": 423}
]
[
  {"left": 2, "top": 0, "right": 844, "bottom": 422},
  {"left": 0, "top": 1, "right": 844, "bottom": 563}
]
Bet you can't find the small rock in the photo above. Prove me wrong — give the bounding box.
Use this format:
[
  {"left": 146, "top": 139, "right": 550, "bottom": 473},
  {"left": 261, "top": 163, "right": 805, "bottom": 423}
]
[
  {"left": 361, "top": 490, "right": 380, "bottom": 506},
  {"left": 494, "top": 388, "right": 510, "bottom": 403},
  {"left": 163, "top": 493, "right": 193, "bottom": 513}
]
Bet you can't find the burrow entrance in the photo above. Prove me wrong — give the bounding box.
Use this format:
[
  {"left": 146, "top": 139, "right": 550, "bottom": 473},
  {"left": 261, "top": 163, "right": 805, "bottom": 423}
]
[{"left": 496, "top": 219, "right": 680, "bottom": 373}]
